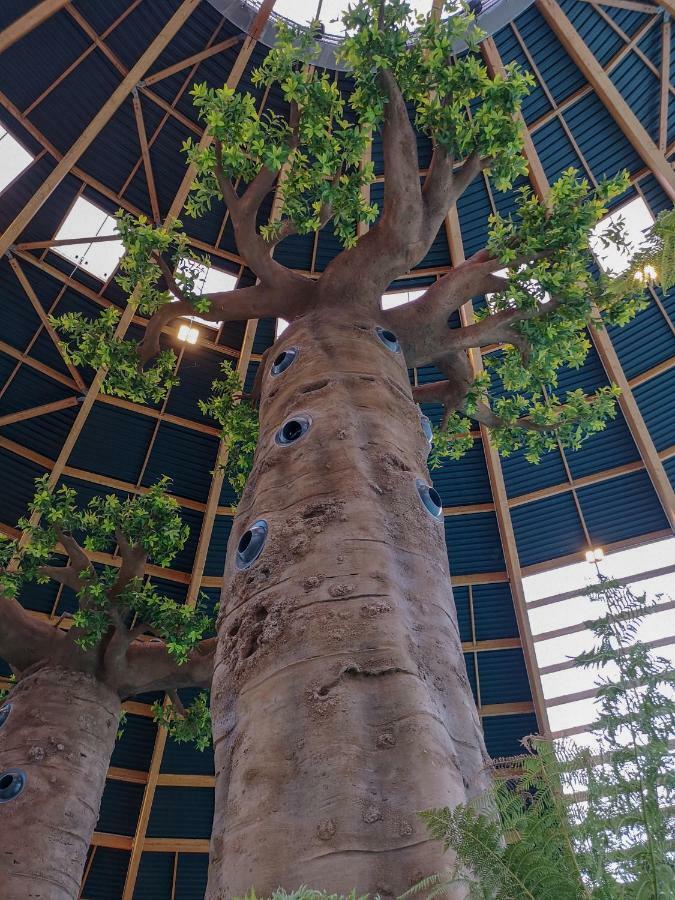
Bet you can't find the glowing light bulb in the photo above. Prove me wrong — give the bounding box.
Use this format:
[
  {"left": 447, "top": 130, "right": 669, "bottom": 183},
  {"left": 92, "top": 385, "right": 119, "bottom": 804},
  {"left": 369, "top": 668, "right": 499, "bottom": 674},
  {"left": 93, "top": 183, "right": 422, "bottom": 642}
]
[
  {"left": 178, "top": 324, "right": 199, "bottom": 344},
  {"left": 585, "top": 547, "right": 604, "bottom": 563}
]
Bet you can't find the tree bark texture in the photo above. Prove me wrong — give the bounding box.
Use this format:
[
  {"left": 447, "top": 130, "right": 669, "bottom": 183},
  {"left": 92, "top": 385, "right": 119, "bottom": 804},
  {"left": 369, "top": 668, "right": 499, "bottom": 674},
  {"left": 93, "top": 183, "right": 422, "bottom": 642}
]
[
  {"left": 209, "top": 310, "right": 490, "bottom": 897},
  {"left": 0, "top": 666, "right": 120, "bottom": 900}
]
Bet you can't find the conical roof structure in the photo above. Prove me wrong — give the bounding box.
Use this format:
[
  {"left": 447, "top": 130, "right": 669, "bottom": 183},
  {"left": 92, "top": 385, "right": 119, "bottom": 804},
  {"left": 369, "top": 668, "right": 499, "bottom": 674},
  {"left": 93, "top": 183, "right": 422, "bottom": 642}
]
[{"left": 0, "top": 1, "right": 672, "bottom": 895}]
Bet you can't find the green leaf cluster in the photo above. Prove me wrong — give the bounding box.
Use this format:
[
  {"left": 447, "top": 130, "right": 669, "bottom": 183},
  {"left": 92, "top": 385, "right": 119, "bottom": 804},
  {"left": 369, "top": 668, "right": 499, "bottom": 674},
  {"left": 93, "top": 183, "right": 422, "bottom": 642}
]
[
  {"left": 4, "top": 477, "right": 212, "bottom": 661},
  {"left": 152, "top": 691, "right": 212, "bottom": 751},
  {"left": 435, "top": 170, "right": 655, "bottom": 464},
  {"left": 339, "top": 0, "right": 532, "bottom": 190},
  {"left": 413, "top": 578, "right": 675, "bottom": 899},
  {"left": 198, "top": 361, "right": 260, "bottom": 500},
  {"left": 50, "top": 306, "right": 179, "bottom": 404},
  {"left": 184, "top": 22, "right": 377, "bottom": 247}
]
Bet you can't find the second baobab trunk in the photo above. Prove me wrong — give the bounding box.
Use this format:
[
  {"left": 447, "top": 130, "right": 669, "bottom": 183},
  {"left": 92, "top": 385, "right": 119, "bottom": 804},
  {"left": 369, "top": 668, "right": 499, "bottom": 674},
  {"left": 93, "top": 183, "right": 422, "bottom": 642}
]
[{"left": 209, "top": 310, "right": 490, "bottom": 897}]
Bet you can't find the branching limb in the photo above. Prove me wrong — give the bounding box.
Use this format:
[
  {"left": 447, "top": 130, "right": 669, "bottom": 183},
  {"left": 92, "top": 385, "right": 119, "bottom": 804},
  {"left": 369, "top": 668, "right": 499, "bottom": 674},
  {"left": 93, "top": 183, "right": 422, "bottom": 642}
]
[
  {"left": 471, "top": 401, "right": 549, "bottom": 433},
  {"left": 139, "top": 281, "right": 315, "bottom": 366},
  {"left": 422, "top": 150, "right": 491, "bottom": 230},
  {"left": 412, "top": 351, "right": 474, "bottom": 429},
  {"left": 0, "top": 593, "right": 64, "bottom": 674},
  {"left": 38, "top": 528, "right": 96, "bottom": 593},
  {"left": 108, "top": 529, "right": 147, "bottom": 600},
  {"left": 116, "top": 636, "right": 216, "bottom": 697}
]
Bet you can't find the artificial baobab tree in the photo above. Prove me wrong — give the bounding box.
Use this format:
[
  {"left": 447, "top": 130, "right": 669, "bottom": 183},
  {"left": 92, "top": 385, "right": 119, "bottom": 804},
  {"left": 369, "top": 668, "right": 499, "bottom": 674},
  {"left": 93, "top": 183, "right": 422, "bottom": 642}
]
[
  {"left": 0, "top": 479, "right": 214, "bottom": 900},
  {"left": 51, "top": 1, "right": 670, "bottom": 895}
]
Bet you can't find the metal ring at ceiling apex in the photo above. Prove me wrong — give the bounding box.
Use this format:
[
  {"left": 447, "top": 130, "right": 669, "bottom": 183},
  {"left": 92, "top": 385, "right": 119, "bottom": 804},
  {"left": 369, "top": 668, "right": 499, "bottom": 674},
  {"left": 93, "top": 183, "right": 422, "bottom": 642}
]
[{"left": 205, "top": 0, "right": 537, "bottom": 71}]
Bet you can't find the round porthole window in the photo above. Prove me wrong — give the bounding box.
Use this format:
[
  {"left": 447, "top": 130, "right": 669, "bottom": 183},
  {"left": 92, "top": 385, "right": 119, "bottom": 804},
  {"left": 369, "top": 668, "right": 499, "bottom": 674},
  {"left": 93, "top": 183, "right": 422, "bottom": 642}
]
[
  {"left": 0, "top": 769, "right": 26, "bottom": 803},
  {"left": 420, "top": 413, "right": 433, "bottom": 447},
  {"left": 271, "top": 347, "right": 298, "bottom": 376},
  {"left": 416, "top": 479, "right": 443, "bottom": 519},
  {"left": 276, "top": 415, "right": 311, "bottom": 445},
  {"left": 236, "top": 520, "right": 268, "bottom": 569},
  {"left": 0, "top": 704, "right": 11, "bottom": 728},
  {"left": 375, "top": 327, "right": 400, "bottom": 352}
]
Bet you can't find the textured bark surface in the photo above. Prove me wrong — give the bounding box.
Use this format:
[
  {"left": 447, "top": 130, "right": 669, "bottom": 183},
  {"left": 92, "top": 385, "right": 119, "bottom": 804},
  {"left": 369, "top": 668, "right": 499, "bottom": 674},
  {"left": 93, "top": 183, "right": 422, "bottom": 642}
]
[
  {"left": 208, "top": 311, "right": 490, "bottom": 897},
  {"left": 0, "top": 666, "right": 120, "bottom": 900}
]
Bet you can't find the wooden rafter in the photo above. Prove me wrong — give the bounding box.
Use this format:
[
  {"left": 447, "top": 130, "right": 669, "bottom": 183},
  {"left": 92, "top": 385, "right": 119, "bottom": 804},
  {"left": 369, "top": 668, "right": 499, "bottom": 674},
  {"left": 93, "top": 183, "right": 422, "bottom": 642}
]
[
  {"left": 0, "top": 0, "right": 69, "bottom": 55},
  {"left": 0, "top": 0, "right": 201, "bottom": 258},
  {"left": 0, "top": 396, "right": 80, "bottom": 428},
  {"left": 7, "top": 254, "right": 86, "bottom": 390},
  {"left": 537, "top": 0, "right": 675, "bottom": 199},
  {"left": 660, "top": 14, "right": 671, "bottom": 152},
  {"left": 488, "top": 26, "right": 675, "bottom": 531},
  {"left": 118, "top": 5, "right": 279, "bottom": 896},
  {"left": 142, "top": 35, "right": 242, "bottom": 87},
  {"left": 579, "top": 0, "right": 663, "bottom": 13},
  {"left": 131, "top": 88, "right": 161, "bottom": 224}
]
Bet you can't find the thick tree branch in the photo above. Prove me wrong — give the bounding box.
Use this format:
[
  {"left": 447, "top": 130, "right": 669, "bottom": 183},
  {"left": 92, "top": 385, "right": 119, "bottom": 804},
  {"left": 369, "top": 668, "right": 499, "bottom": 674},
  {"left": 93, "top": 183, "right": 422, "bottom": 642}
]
[
  {"left": 422, "top": 150, "right": 491, "bottom": 228},
  {"left": 139, "top": 280, "right": 315, "bottom": 365},
  {"left": 116, "top": 636, "right": 216, "bottom": 697},
  {"left": 38, "top": 528, "right": 96, "bottom": 594},
  {"left": 0, "top": 594, "right": 64, "bottom": 674}
]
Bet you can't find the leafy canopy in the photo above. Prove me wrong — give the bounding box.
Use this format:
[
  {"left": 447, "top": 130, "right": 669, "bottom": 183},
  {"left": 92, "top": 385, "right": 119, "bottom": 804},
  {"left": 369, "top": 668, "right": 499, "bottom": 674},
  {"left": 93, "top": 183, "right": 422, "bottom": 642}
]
[
  {"left": 431, "top": 169, "right": 657, "bottom": 465},
  {"left": 0, "top": 476, "right": 211, "bottom": 663}
]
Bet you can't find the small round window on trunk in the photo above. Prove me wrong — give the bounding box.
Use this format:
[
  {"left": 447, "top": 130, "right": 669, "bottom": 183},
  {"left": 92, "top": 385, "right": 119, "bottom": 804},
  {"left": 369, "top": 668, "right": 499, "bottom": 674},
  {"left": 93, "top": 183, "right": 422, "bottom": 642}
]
[
  {"left": 416, "top": 479, "right": 443, "bottom": 519},
  {"left": 0, "top": 704, "right": 11, "bottom": 728},
  {"left": 276, "top": 415, "right": 311, "bottom": 445},
  {"left": 236, "top": 520, "right": 268, "bottom": 569},
  {"left": 376, "top": 327, "right": 400, "bottom": 352},
  {"left": 420, "top": 413, "right": 433, "bottom": 447},
  {"left": 271, "top": 347, "right": 298, "bottom": 376},
  {"left": 0, "top": 769, "right": 26, "bottom": 803}
]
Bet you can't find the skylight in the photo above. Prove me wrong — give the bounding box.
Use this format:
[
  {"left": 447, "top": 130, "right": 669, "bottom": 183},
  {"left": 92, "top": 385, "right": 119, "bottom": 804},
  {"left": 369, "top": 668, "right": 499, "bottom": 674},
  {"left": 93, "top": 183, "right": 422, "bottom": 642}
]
[
  {"left": 272, "top": 0, "right": 434, "bottom": 35},
  {"left": 523, "top": 536, "right": 675, "bottom": 744},
  {"left": 381, "top": 289, "right": 425, "bottom": 310},
  {"left": 590, "top": 196, "right": 654, "bottom": 276},
  {"left": 53, "top": 196, "right": 125, "bottom": 281},
  {"left": 0, "top": 124, "right": 33, "bottom": 193},
  {"left": 174, "top": 259, "right": 237, "bottom": 331}
]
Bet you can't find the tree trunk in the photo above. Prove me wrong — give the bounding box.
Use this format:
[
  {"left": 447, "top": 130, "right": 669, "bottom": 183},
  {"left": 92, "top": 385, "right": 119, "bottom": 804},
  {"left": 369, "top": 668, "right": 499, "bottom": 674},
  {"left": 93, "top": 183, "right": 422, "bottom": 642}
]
[
  {"left": 209, "top": 310, "right": 490, "bottom": 897},
  {"left": 0, "top": 665, "right": 120, "bottom": 900}
]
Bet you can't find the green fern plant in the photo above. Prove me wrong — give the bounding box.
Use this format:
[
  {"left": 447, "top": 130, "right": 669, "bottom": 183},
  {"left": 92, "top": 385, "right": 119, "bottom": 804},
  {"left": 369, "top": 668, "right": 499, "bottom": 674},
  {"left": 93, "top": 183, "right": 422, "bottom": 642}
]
[{"left": 411, "top": 577, "right": 675, "bottom": 900}]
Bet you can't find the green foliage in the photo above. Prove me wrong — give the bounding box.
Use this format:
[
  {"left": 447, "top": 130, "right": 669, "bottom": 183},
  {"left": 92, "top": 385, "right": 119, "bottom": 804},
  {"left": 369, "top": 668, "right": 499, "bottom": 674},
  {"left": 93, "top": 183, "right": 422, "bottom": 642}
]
[
  {"left": 50, "top": 306, "right": 179, "bottom": 404},
  {"left": 3, "top": 476, "right": 212, "bottom": 662},
  {"left": 185, "top": 26, "right": 376, "bottom": 247},
  {"left": 199, "top": 361, "right": 259, "bottom": 500},
  {"left": 152, "top": 691, "right": 212, "bottom": 751},
  {"left": 437, "top": 169, "right": 656, "bottom": 463},
  {"left": 413, "top": 579, "right": 675, "bottom": 899},
  {"left": 339, "top": 0, "right": 532, "bottom": 191},
  {"left": 50, "top": 212, "right": 217, "bottom": 404}
]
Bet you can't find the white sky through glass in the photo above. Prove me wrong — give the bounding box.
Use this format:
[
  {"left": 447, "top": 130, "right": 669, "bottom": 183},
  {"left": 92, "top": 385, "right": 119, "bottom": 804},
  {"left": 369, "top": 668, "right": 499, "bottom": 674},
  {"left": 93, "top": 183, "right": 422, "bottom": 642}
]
[
  {"left": 54, "top": 196, "right": 125, "bottom": 281},
  {"left": 271, "top": 0, "right": 434, "bottom": 34},
  {"left": 0, "top": 125, "right": 33, "bottom": 193},
  {"left": 524, "top": 536, "right": 675, "bottom": 737},
  {"left": 590, "top": 196, "right": 654, "bottom": 276}
]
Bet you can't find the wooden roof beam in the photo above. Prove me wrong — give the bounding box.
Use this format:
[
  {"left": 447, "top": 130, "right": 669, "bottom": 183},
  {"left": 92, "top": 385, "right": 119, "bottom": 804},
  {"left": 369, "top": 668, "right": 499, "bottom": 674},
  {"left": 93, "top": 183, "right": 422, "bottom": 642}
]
[
  {"left": 0, "top": 0, "right": 201, "bottom": 258},
  {"left": 142, "top": 35, "right": 242, "bottom": 87},
  {"left": 0, "top": 0, "right": 69, "bottom": 55},
  {"left": 131, "top": 88, "right": 161, "bottom": 224},
  {"left": 0, "top": 396, "right": 80, "bottom": 428},
  {"left": 488, "top": 21, "right": 675, "bottom": 530},
  {"left": 537, "top": 0, "right": 675, "bottom": 200}
]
